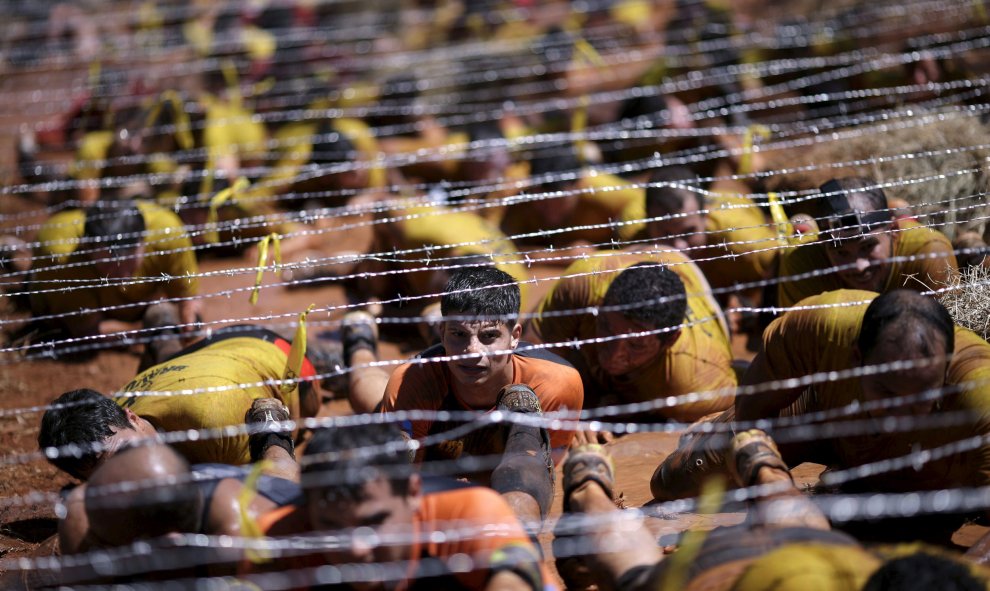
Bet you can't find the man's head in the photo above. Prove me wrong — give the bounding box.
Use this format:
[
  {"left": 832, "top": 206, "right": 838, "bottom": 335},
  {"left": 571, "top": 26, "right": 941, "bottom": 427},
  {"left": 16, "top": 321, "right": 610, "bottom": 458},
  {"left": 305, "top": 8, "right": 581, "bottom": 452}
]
[
  {"left": 460, "top": 121, "right": 510, "bottom": 182},
  {"left": 306, "top": 123, "right": 367, "bottom": 191},
  {"left": 815, "top": 177, "right": 895, "bottom": 292},
  {"left": 440, "top": 267, "right": 522, "bottom": 393},
  {"left": 644, "top": 167, "right": 707, "bottom": 251},
  {"left": 301, "top": 423, "right": 419, "bottom": 577},
  {"left": 84, "top": 444, "right": 202, "bottom": 548},
  {"left": 856, "top": 290, "right": 955, "bottom": 418},
  {"left": 38, "top": 389, "right": 159, "bottom": 480},
  {"left": 83, "top": 200, "right": 146, "bottom": 279},
  {"left": 863, "top": 552, "right": 986, "bottom": 591},
  {"left": 528, "top": 145, "right": 583, "bottom": 226},
  {"left": 597, "top": 263, "right": 687, "bottom": 376}
]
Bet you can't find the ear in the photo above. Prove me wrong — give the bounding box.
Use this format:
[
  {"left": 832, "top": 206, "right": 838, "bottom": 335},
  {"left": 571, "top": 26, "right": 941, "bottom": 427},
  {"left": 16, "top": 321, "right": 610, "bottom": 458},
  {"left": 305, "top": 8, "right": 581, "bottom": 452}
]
[
  {"left": 124, "top": 408, "right": 141, "bottom": 429},
  {"left": 510, "top": 323, "right": 522, "bottom": 348}
]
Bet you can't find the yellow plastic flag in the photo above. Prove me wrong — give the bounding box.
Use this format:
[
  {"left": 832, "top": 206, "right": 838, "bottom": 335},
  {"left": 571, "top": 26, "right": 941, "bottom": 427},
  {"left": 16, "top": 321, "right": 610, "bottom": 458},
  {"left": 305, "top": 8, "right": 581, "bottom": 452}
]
[
  {"left": 239, "top": 460, "right": 272, "bottom": 564},
  {"left": 250, "top": 233, "right": 282, "bottom": 305},
  {"left": 738, "top": 124, "right": 770, "bottom": 176},
  {"left": 282, "top": 304, "right": 315, "bottom": 396},
  {"left": 766, "top": 192, "right": 793, "bottom": 245},
  {"left": 205, "top": 177, "right": 249, "bottom": 244}
]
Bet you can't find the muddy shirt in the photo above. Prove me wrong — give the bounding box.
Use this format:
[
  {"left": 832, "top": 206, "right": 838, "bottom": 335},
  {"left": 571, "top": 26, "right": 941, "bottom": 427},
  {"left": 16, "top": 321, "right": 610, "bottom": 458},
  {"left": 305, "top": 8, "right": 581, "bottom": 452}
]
[
  {"left": 761, "top": 289, "right": 990, "bottom": 492},
  {"left": 777, "top": 219, "right": 957, "bottom": 308},
  {"left": 531, "top": 248, "right": 735, "bottom": 420}
]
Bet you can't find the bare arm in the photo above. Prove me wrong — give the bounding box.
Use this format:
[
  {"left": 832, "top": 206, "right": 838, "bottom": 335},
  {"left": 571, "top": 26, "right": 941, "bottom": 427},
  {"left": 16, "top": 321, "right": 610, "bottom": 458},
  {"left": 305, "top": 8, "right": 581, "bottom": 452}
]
[{"left": 734, "top": 352, "right": 804, "bottom": 422}]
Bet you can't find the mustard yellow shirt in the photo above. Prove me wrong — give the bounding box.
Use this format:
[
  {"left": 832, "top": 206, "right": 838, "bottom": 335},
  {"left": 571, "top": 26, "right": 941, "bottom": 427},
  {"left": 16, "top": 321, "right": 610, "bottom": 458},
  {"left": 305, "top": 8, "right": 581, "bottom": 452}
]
[
  {"left": 777, "top": 219, "right": 958, "bottom": 308},
  {"left": 116, "top": 336, "right": 297, "bottom": 465},
  {"left": 620, "top": 192, "right": 778, "bottom": 287},
  {"left": 531, "top": 247, "right": 735, "bottom": 420},
  {"left": 30, "top": 201, "right": 199, "bottom": 323},
  {"left": 762, "top": 289, "right": 990, "bottom": 491}
]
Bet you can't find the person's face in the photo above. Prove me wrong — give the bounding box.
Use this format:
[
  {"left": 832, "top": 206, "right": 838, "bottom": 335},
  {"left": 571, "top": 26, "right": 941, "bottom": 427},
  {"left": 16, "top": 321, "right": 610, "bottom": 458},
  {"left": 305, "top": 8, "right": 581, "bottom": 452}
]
[
  {"left": 595, "top": 312, "right": 670, "bottom": 376},
  {"left": 822, "top": 230, "right": 893, "bottom": 292},
  {"left": 306, "top": 475, "right": 421, "bottom": 587},
  {"left": 91, "top": 244, "right": 145, "bottom": 279},
  {"left": 858, "top": 338, "right": 949, "bottom": 419},
  {"left": 531, "top": 190, "right": 578, "bottom": 227},
  {"left": 646, "top": 195, "right": 707, "bottom": 253},
  {"left": 441, "top": 320, "right": 521, "bottom": 392}
]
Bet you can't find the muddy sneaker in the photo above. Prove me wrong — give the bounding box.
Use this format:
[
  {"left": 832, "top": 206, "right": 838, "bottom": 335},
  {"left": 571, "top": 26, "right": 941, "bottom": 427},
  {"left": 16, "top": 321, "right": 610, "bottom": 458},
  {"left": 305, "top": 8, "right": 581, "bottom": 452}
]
[
  {"left": 562, "top": 444, "right": 615, "bottom": 512},
  {"left": 650, "top": 412, "right": 733, "bottom": 502},
  {"left": 341, "top": 310, "right": 378, "bottom": 363},
  {"left": 245, "top": 398, "right": 293, "bottom": 462},
  {"left": 728, "top": 429, "right": 791, "bottom": 488},
  {"left": 138, "top": 302, "right": 184, "bottom": 371},
  {"left": 495, "top": 384, "right": 553, "bottom": 481},
  {"left": 553, "top": 444, "right": 616, "bottom": 591},
  {"left": 307, "top": 332, "right": 348, "bottom": 398}
]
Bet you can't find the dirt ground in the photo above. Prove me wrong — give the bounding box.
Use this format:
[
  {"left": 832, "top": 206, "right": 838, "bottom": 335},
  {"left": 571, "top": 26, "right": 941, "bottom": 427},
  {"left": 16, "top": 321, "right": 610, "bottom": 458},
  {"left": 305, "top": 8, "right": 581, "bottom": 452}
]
[{"left": 2, "top": 240, "right": 986, "bottom": 586}]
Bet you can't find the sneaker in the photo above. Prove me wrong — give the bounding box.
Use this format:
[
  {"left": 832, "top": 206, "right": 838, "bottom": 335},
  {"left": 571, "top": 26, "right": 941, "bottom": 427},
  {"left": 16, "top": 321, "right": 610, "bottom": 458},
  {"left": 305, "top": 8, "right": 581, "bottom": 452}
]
[
  {"left": 138, "top": 302, "right": 184, "bottom": 371},
  {"left": 495, "top": 383, "right": 554, "bottom": 482},
  {"left": 245, "top": 398, "right": 294, "bottom": 462},
  {"left": 341, "top": 310, "right": 379, "bottom": 363},
  {"left": 562, "top": 444, "right": 615, "bottom": 512},
  {"left": 728, "top": 429, "right": 791, "bottom": 488}
]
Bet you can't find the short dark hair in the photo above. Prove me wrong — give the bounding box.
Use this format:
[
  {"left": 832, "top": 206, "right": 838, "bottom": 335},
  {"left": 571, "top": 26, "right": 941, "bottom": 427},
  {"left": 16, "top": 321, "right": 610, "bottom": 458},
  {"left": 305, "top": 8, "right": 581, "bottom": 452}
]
[
  {"left": 858, "top": 290, "right": 955, "bottom": 360},
  {"left": 863, "top": 552, "right": 985, "bottom": 591},
  {"left": 441, "top": 266, "right": 520, "bottom": 325},
  {"left": 618, "top": 92, "right": 670, "bottom": 129},
  {"left": 301, "top": 422, "right": 413, "bottom": 503},
  {"left": 83, "top": 200, "right": 146, "bottom": 253},
  {"left": 38, "top": 389, "right": 132, "bottom": 480},
  {"left": 816, "top": 177, "right": 891, "bottom": 230},
  {"left": 603, "top": 263, "right": 687, "bottom": 330},
  {"left": 529, "top": 144, "right": 582, "bottom": 193},
  {"left": 645, "top": 167, "right": 705, "bottom": 214},
  {"left": 312, "top": 122, "right": 358, "bottom": 165}
]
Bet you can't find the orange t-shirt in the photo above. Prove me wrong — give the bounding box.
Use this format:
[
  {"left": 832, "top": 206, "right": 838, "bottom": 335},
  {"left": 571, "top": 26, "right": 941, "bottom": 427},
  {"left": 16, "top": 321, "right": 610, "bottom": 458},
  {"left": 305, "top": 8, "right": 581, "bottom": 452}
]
[
  {"left": 381, "top": 344, "right": 583, "bottom": 462},
  {"left": 250, "top": 485, "right": 550, "bottom": 590}
]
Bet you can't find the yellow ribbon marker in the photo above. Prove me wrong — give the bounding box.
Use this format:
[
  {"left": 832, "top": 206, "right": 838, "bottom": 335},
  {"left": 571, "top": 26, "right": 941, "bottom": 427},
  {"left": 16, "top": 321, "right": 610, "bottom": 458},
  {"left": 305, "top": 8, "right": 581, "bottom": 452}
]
[
  {"left": 250, "top": 233, "right": 282, "bottom": 305},
  {"left": 571, "top": 38, "right": 607, "bottom": 162},
  {"left": 243, "top": 26, "right": 277, "bottom": 62},
  {"left": 641, "top": 58, "right": 668, "bottom": 87},
  {"left": 282, "top": 304, "right": 315, "bottom": 396},
  {"left": 145, "top": 91, "right": 194, "bottom": 150},
  {"left": 658, "top": 476, "right": 727, "bottom": 591},
  {"left": 88, "top": 61, "right": 101, "bottom": 89},
  {"left": 205, "top": 177, "right": 249, "bottom": 244},
  {"left": 738, "top": 124, "right": 770, "bottom": 176},
  {"left": 239, "top": 459, "right": 273, "bottom": 565},
  {"left": 766, "top": 192, "right": 793, "bottom": 245},
  {"left": 221, "top": 59, "right": 242, "bottom": 108},
  {"left": 976, "top": 0, "right": 989, "bottom": 24}
]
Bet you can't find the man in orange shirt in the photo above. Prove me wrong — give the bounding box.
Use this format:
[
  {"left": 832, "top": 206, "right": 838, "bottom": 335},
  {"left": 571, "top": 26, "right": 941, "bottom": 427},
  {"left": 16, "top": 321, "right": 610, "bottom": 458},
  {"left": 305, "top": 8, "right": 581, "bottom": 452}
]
[
  {"left": 777, "top": 177, "right": 958, "bottom": 308},
  {"left": 379, "top": 267, "right": 584, "bottom": 527},
  {"left": 248, "top": 423, "right": 550, "bottom": 591}
]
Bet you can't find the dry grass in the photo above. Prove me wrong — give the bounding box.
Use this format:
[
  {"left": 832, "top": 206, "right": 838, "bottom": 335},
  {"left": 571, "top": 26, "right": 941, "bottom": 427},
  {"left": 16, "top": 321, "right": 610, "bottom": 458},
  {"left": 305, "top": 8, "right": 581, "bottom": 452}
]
[
  {"left": 937, "top": 264, "right": 990, "bottom": 342},
  {"left": 764, "top": 111, "right": 990, "bottom": 239}
]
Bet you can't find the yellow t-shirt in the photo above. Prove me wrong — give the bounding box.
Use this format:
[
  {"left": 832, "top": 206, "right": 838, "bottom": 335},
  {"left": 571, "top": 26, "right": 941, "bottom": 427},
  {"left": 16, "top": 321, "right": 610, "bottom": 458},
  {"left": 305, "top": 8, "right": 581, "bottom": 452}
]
[
  {"left": 200, "top": 95, "right": 268, "bottom": 164},
  {"left": 531, "top": 247, "right": 735, "bottom": 420},
  {"left": 69, "top": 131, "right": 115, "bottom": 181},
  {"left": 30, "top": 201, "right": 199, "bottom": 323},
  {"left": 728, "top": 543, "right": 879, "bottom": 591},
  {"left": 619, "top": 192, "right": 778, "bottom": 287},
  {"left": 777, "top": 219, "right": 958, "bottom": 308},
  {"left": 762, "top": 289, "right": 990, "bottom": 491},
  {"left": 116, "top": 336, "right": 296, "bottom": 465},
  {"left": 502, "top": 170, "right": 643, "bottom": 245},
  {"left": 382, "top": 204, "right": 531, "bottom": 306}
]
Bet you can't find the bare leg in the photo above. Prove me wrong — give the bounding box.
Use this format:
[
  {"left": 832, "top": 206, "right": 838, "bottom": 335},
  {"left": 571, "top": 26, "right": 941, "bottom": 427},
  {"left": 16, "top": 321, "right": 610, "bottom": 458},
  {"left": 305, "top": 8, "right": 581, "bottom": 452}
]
[
  {"left": 260, "top": 445, "right": 299, "bottom": 482},
  {"left": 347, "top": 348, "right": 391, "bottom": 413}
]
